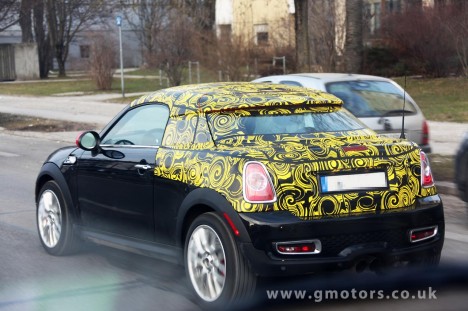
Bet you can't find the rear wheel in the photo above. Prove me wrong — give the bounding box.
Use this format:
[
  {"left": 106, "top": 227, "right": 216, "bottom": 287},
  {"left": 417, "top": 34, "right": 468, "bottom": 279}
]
[
  {"left": 185, "top": 212, "right": 256, "bottom": 308},
  {"left": 37, "top": 180, "right": 80, "bottom": 255}
]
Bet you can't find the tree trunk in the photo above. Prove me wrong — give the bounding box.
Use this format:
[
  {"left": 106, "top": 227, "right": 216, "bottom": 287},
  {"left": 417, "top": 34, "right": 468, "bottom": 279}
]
[
  {"left": 19, "top": 0, "right": 34, "bottom": 43},
  {"left": 344, "top": 0, "right": 363, "bottom": 73},
  {"left": 33, "top": 0, "right": 50, "bottom": 78},
  {"left": 294, "top": 0, "right": 311, "bottom": 71}
]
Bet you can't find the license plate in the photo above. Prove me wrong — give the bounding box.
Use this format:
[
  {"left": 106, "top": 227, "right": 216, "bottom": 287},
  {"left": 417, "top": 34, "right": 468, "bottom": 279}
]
[{"left": 320, "top": 171, "right": 387, "bottom": 193}]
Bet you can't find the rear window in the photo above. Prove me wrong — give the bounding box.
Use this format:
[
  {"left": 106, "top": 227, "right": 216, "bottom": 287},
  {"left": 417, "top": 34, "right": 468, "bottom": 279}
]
[
  {"left": 326, "top": 80, "right": 417, "bottom": 118},
  {"left": 207, "top": 108, "right": 365, "bottom": 141}
]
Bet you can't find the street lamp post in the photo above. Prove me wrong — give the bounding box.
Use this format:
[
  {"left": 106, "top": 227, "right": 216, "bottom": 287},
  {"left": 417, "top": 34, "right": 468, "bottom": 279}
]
[{"left": 116, "top": 16, "right": 125, "bottom": 97}]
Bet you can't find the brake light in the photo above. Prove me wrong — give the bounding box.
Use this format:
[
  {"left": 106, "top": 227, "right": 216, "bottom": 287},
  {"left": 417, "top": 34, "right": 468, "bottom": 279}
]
[
  {"left": 243, "top": 162, "right": 277, "bottom": 203},
  {"left": 422, "top": 120, "right": 429, "bottom": 146},
  {"left": 420, "top": 151, "right": 434, "bottom": 187}
]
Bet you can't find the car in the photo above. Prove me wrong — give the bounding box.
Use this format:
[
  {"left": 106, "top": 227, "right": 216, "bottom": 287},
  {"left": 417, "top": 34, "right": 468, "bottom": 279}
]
[
  {"left": 252, "top": 73, "right": 431, "bottom": 153},
  {"left": 35, "top": 82, "right": 444, "bottom": 308},
  {"left": 455, "top": 132, "right": 468, "bottom": 202}
]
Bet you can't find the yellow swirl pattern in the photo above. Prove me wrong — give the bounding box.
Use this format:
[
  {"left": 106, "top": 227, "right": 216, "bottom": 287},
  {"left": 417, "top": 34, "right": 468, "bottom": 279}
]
[{"left": 134, "top": 82, "right": 438, "bottom": 218}]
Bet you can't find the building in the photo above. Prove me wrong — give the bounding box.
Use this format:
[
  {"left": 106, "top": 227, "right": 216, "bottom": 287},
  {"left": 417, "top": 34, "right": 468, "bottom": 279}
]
[{"left": 215, "top": 0, "right": 295, "bottom": 48}]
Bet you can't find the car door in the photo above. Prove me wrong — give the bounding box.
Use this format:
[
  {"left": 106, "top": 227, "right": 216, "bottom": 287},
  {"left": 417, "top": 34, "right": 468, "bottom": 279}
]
[{"left": 76, "top": 104, "right": 169, "bottom": 241}]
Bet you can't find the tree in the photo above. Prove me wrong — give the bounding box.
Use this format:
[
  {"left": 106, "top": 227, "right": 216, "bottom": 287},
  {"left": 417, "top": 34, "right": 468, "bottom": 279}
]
[
  {"left": 33, "top": 0, "right": 52, "bottom": 78},
  {"left": 89, "top": 33, "right": 116, "bottom": 90},
  {"left": 120, "top": 0, "right": 171, "bottom": 67},
  {"left": 151, "top": 11, "right": 195, "bottom": 86},
  {"left": 19, "top": 0, "right": 33, "bottom": 42},
  {"left": 0, "top": 0, "right": 20, "bottom": 32},
  {"left": 344, "top": 0, "right": 363, "bottom": 73},
  {"left": 45, "top": 0, "right": 109, "bottom": 77},
  {"left": 173, "top": 0, "right": 216, "bottom": 30},
  {"left": 294, "top": 0, "right": 312, "bottom": 71}
]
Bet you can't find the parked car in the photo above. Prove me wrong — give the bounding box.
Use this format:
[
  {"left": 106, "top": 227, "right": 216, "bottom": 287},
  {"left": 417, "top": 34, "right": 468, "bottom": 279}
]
[
  {"left": 35, "top": 82, "right": 444, "bottom": 308},
  {"left": 252, "top": 73, "right": 431, "bottom": 153},
  {"left": 455, "top": 132, "right": 468, "bottom": 202}
]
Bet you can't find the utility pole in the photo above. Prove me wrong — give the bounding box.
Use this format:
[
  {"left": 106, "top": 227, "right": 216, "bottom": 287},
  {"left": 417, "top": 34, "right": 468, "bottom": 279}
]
[{"left": 116, "top": 15, "right": 125, "bottom": 97}]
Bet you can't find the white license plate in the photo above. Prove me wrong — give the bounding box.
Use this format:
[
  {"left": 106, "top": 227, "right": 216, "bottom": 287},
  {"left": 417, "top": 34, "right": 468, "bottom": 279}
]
[{"left": 320, "top": 172, "right": 387, "bottom": 193}]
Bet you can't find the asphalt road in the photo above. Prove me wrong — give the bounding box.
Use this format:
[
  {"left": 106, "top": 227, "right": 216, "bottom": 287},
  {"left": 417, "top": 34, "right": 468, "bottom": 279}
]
[{"left": 1, "top": 131, "right": 468, "bottom": 311}]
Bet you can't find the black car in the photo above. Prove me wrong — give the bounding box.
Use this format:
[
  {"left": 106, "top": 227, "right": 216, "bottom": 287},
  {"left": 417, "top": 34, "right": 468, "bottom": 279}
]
[
  {"left": 35, "top": 83, "right": 444, "bottom": 308},
  {"left": 455, "top": 132, "right": 468, "bottom": 202}
]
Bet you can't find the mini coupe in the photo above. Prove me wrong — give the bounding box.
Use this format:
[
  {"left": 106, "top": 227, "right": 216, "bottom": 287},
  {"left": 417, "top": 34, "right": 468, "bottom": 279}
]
[{"left": 35, "top": 82, "right": 444, "bottom": 308}]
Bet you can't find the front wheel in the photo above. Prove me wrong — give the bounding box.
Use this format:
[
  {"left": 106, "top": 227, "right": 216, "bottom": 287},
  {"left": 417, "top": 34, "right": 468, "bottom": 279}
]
[
  {"left": 184, "top": 212, "right": 256, "bottom": 308},
  {"left": 37, "top": 180, "right": 80, "bottom": 255}
]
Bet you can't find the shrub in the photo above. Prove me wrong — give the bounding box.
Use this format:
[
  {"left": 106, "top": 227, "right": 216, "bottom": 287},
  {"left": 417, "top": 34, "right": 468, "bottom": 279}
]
[{"left": 89, "top": 34, "right": 116, "bottom": 90}]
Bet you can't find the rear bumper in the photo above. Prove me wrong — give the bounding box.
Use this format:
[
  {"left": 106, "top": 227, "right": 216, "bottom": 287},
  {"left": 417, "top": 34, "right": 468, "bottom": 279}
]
[{"left": 238, "top": 195, "right": 444, "bottom": 277}]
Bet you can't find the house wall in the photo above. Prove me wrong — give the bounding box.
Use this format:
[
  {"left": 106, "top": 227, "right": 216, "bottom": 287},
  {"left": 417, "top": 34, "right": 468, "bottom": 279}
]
[{"left": 216, "top": 0, "right": 295, "bottom": 48}]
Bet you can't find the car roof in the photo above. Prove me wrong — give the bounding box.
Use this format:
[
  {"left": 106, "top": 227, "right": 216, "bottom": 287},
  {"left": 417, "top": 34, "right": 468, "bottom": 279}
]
[
  {"left": 254, "top": 73, "right": 392, "bottom": 83},
  {"left": 131, "top": 82, "right": 342, "bottom": 116}
]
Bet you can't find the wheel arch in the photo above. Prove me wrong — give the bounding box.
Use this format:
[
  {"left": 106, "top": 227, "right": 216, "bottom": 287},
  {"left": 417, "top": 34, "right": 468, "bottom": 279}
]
[
  {"left": 35, "top": 163, "right": 77, "bottom": 219},
  {"left": 176, "top": 188, "right": 252, "bottom": 249}
]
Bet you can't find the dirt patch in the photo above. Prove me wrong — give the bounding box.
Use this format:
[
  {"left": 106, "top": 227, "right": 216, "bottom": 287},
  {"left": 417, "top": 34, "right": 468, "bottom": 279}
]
[{"left": 0, "top": 113, "right": 96, "bottom": 132}]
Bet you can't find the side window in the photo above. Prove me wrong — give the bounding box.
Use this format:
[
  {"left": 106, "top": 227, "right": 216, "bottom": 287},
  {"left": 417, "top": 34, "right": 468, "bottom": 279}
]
[{"left": 102, "top": 104, "right": 169, "bottom": 146}]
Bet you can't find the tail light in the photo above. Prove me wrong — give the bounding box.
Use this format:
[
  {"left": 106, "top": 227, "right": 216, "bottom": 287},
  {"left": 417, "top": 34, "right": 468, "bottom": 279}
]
[
  {"left": 420, "top": 151, "right": 434, "bottom": 187},
  {"left": 243, "top": 161, "right": 277, "bottom": 203},
  {"left": 422, "top": 120, "right": 429, "bottom": 146}
]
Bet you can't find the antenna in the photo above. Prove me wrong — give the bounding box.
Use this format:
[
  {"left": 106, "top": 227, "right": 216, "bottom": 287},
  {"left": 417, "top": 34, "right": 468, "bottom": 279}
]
[{"left": 400, "top": 75, "right": 407, "bottom": 139}]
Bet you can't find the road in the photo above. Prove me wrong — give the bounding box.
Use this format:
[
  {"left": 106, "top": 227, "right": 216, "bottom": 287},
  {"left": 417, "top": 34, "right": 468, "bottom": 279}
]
[{"left": 1, "top": 131, "right": 468, "bottom": 310}]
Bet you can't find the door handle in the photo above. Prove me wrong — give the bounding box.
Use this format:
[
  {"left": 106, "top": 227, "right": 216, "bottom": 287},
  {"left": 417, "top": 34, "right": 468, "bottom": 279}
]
[{"left": 134, "top": 164, "right": 152, "bottom": 170}]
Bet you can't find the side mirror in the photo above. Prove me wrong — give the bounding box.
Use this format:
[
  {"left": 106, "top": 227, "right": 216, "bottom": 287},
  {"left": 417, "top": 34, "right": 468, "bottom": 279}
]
[{"left": 76, "top": 131, "right": 101, "bottom": 151}]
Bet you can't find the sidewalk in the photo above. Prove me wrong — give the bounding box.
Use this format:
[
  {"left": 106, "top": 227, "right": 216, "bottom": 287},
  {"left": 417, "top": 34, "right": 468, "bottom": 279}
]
[{"left": 0, "top": 93, "right": 144, "bottom": 128}]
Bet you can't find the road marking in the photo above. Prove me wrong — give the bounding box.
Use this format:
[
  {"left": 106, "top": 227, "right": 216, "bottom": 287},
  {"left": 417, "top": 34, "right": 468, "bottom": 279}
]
[
  {"left": 0, "top": 151, "right": 19, "bottom": 157},
  {"left": 445, "top": 231, "right": 468, "bottom": 243}
]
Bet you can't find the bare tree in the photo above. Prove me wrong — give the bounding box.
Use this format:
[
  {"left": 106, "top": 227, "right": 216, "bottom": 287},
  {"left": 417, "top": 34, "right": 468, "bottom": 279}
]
[
  {"left": 120, "top": 0, "right": 170, "bottom": 67},
  {"left": 150, "top": 11, "right": 195, "bottom": 86},
  {"left": 444, "top": 4, "right": 468, "bottom": 77},
  {"left": 173, "top": 0, "right": 216, "bottom": 30},
  {"left": 45, "top": 0, "right": 109, "bottom": 77},
  {"left": 382, "top": 6, "right": 455, "bottom": 77},
  {"left": 0, "top": 0, "right": 20, "bottom": 32},
  {"left": 89, "top": 33, "right": 116, "bottom": 90}
]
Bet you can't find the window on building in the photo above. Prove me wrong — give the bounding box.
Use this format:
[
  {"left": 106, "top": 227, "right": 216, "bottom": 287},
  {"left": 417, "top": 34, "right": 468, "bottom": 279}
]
[
  {"left": 254, "top": 24, "right": 269, "bottom": 45},
  {"left": 80, "top": 45, "right": 90, "bottom": 58}
]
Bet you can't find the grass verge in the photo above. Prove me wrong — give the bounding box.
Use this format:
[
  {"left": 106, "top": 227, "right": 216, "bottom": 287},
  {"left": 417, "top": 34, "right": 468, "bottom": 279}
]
[{"left": 392, "top": 77, "right": 468, "bottom": 123}]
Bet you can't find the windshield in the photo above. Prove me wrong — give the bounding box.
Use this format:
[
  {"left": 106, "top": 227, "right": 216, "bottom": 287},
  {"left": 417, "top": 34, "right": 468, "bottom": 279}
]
[
  {"left": 325, "top": 80, "right": 417, "bottom": 118},
  {"left": 207, "top": 108, "right": 365, "bottom": 142}
]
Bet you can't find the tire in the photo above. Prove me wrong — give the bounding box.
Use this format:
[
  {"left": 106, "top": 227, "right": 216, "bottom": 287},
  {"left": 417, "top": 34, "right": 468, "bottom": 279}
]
[
  {"left": 36, "top": 180, "right": 80, "bottom": 256},
  {"left": 184, "top": 212, "right": 256, "bottom": 309}
]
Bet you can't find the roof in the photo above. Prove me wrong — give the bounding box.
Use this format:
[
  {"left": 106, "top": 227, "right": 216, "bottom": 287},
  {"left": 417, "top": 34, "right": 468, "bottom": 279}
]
[
  {"left": 289, "top": 73, "right": 392, "bottom": 83},
  {"left": 131, "top": 82, "right": 342, "bottom": 116}
]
